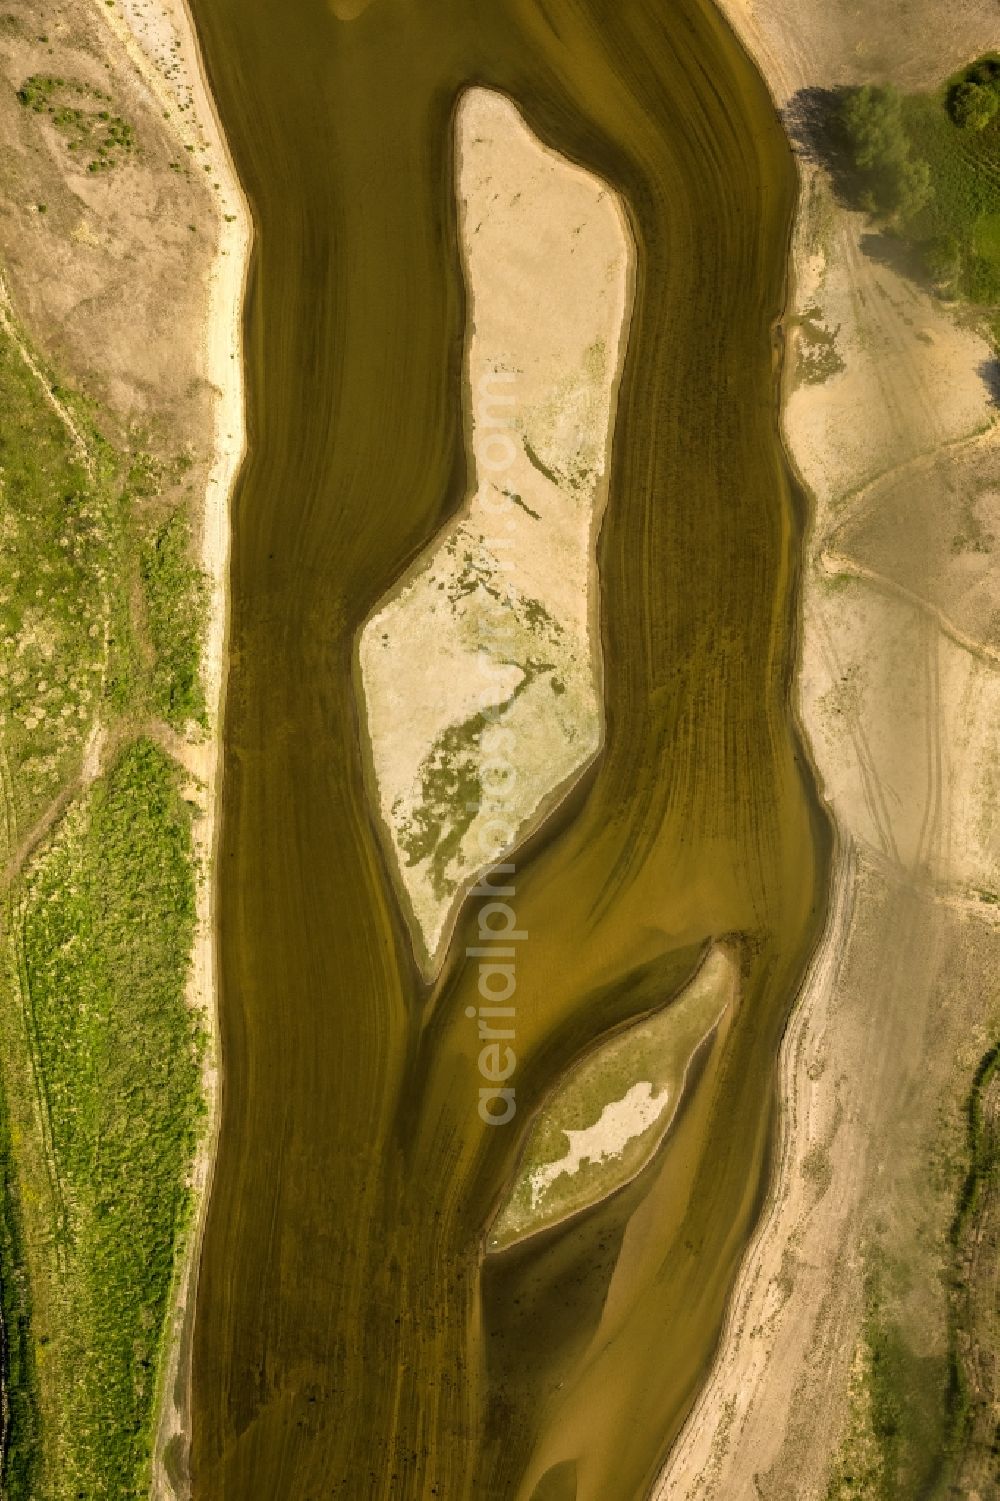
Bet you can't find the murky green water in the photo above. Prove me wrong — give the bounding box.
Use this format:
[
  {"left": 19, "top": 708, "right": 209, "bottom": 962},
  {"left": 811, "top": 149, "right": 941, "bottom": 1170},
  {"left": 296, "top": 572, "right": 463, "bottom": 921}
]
[{"left": 184, "top": 0, "right": 831, "bottom": 1495}]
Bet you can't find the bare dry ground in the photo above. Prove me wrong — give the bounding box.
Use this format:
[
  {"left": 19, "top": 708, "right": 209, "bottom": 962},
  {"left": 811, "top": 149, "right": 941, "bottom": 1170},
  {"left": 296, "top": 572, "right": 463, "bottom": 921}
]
[
  {"left": 0, "top": 3, "right": 213, "bottom": 460},
  {"left": 655, "top": 2, "right": 1000, "bottom": 1497}
]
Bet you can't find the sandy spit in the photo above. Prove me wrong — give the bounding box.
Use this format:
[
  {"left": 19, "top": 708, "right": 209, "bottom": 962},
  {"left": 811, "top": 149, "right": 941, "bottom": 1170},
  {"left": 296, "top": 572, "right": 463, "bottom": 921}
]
[{"left": 82, "top": 0, "right": 251, "bottom": 1493}]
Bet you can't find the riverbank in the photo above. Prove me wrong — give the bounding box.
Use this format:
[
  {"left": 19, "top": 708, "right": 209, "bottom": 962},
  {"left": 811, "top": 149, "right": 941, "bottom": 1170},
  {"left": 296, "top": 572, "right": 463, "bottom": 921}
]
[
  {"left": 0, "top": 0, "right": 252, "bottom": 1487},
  {"left": 654, "top": 1, "right": 1000, "bottom": 1494},
  {"left": 83, "top": 0, "right": 251, "bottom": 1492}
]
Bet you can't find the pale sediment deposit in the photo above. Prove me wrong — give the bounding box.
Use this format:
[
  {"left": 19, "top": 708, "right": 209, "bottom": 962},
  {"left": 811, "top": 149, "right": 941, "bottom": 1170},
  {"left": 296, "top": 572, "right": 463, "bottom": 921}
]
[{"left": 359, "top": 86, "right": 632, "bottom": 974}]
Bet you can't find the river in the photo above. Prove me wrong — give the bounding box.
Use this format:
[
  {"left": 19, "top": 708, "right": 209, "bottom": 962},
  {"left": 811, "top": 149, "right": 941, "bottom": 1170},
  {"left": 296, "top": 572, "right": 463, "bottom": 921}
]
[{"left": 183, "top": 0, "right": 831, "bottom": 1495}]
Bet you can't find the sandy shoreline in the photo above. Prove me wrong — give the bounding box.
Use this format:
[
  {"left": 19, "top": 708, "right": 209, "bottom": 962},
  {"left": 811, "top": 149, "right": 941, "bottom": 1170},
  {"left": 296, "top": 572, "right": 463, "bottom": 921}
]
[
  {"left": 651, "top": 843, "right": 857, "bottom": 1497},
  {"left": 83, "top": 0, "right": 251, "bottom": 1492},
  {"left": 654, "top": 0, "right": 1000, "bottom": 1494}
]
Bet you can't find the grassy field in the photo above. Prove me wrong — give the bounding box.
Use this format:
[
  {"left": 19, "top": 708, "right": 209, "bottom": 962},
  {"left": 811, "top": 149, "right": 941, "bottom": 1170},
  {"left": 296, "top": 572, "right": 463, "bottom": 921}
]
[
  {"left": 903, "top": 68, "right": 1000, "bottom": 306},
  {"left": 0, "top": 298, "right": 209, "bottom": 1494},
  {"left": 140, "top": 509, "right": 209, "bottom": 730},
  {"left": 0, "top": 317, "right": 209, "bottom": 841},
  {"left": 1, "top": 742, "right": 203, "bottom": 1497},
  {"left": 0, "top": 324, "right": 113, "bottom": 838},
  {"left": 825, "top": 1258, "right": 954, "bottom": 1500}
]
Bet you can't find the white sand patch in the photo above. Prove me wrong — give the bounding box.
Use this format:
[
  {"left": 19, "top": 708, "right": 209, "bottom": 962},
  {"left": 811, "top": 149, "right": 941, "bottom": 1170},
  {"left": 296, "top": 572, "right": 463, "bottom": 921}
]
[
  {"left": 359, "top": 87, "right": 633, "bottom": 974},
  {"left": 527, "top": 1080, "right": 669, "bottom": 1209}
]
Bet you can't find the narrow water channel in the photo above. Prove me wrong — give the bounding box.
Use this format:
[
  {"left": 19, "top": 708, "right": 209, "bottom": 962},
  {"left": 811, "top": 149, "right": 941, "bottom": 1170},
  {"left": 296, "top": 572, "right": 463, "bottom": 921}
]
[{"left": 183, "top": 0, "right": 831, "bottom": 1495}]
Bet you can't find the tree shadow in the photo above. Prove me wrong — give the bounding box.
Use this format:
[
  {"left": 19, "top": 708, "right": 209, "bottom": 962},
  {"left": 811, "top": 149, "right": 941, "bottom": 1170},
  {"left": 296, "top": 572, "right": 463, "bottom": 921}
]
[
  {"left": 783, "top": 85, "right": 861, "bottom": 203},
  {"left": 785, "top": 87, "right": 936, "bottom": 279},
  {"left": 857, "top": 230, "right": 932, "bottom": 284},
  {"left": 979, "top": 357, "right": 1000, "bottom": 407}
]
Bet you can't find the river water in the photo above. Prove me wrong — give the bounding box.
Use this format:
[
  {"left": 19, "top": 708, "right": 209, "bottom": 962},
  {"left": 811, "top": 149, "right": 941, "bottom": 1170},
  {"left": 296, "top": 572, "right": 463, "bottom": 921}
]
[{"left": 183, "top": 0, "right": 831, "bottom": 1495}]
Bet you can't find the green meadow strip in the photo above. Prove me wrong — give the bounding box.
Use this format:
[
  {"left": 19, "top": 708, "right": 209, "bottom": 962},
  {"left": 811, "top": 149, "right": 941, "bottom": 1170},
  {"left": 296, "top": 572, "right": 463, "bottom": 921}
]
[
  {"left": 0, "top": 741, "right": 204, "bottom": 1497},
  {"left": 0, "top": 295, "right": 210, "bottom": 1491}
]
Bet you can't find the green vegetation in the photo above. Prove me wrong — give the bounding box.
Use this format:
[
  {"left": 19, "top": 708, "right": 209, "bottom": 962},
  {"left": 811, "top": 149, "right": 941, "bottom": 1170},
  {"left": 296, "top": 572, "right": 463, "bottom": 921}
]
[
  {"left": 0, "top": 331, "right": 112, "bottom": 834},
  {"left": 395, "top": 647, "right": 549, "bottom": 898},
  {"left": 947, "top": 57, "right": 1000, "bottom": 128},
  {"left": 950, "top": 1043, "right": 1000, "bottom": 1244},
  {"left": 826, "top": 1045, "right": 1000, "bottom": 1501},
  {"left": 842, "top": 85, "right": 932, "bottom": 222},
  {"left": 141, "top": 511, "right": 208, "bottom": 729},
  {"left": 951, "top": 83, "right": 998, "bottom": 134},
  {"left": 0, "top": 1088, "right": 40, "bottom": 1500},
  {"left": 941, "top": 1042, "right": 1000, "bottom": 1486},
  {"left": 826, "top": 1258, "right": 952, "bottom": 1500},
  {"left": 0, "top": 323, "right": 208, "bottom": 842},
  {"left": 0, "top": 309, "right": 209, "bottom": 1492},
  {"left": 16, "top": 76, "right": 136, "bottom": 173},
  {"left": 863, "top": 1277, "right": 951, "bottom": 1497},
  {"left": 396, "top": 707, "right": 487, "bottom": 896},
  {"left": 838, "top": 57, "right": 1000, "bottom": 317},
  {"left": 490, "top": 948, "right": 733, "bottom": 1249},
  {"left": 1, "top": 740, "right": 203, "bottom": 1497}
]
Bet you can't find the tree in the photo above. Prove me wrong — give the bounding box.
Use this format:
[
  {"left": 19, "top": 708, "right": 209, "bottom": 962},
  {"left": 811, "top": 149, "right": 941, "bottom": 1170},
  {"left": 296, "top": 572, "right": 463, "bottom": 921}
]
[
  {"left": 841, "top": 85, "right": 933, "bottom": 223},
  {"left": 951, "top": 81, "right": 1000, "bottom": 131},
  {"left": 843, "top": 85, "right": 909, "bottom": 172},
  {"left": 889, "top": 157, "right": 933, "bottom": 220}
]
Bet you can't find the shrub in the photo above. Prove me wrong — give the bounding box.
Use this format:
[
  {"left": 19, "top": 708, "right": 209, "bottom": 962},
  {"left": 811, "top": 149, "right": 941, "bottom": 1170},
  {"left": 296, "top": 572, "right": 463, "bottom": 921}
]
[
  {"left": 923, "top": 232, "right": 962, "bottom": 284},
  {"left": 966, "top": 254, "right": 1000, "bottom": 303},
  {"left": 951, "top": 82, "right": 1000, "bottom": 132},
  {"left": 140, "top": 511, "right": 208, "bottom": 728}
]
